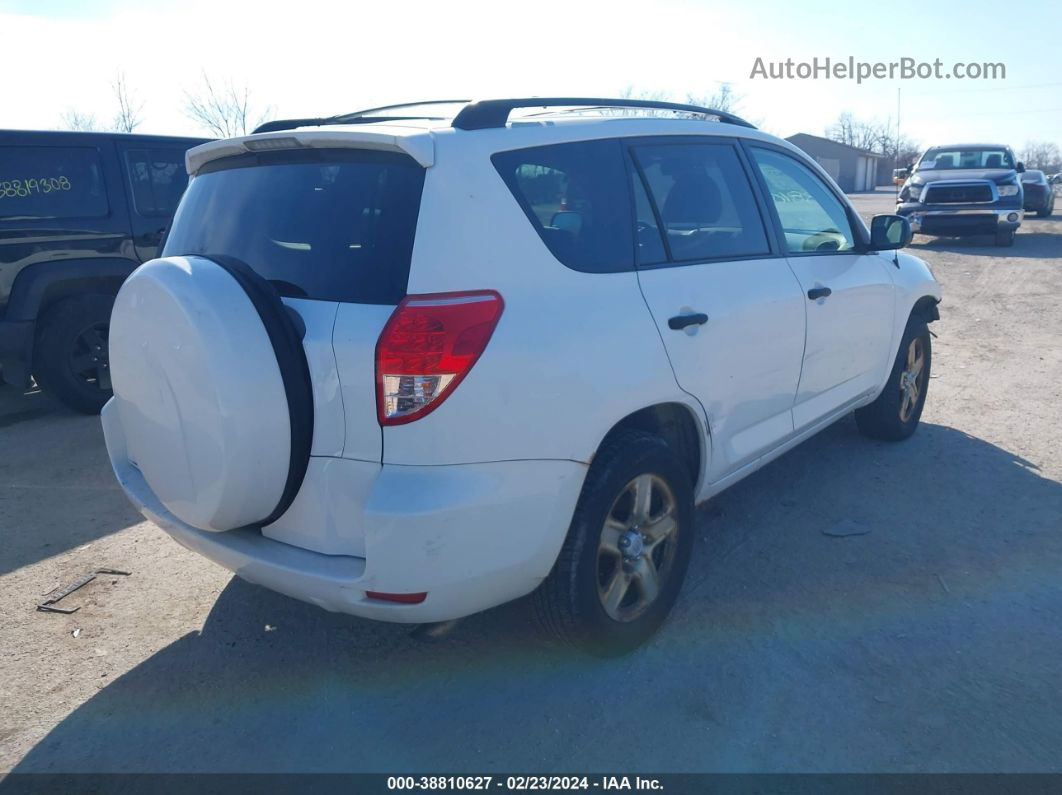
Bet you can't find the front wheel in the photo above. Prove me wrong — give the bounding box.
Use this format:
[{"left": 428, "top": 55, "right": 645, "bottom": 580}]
[
  {"left": 532, "top": 429, "right": 695, "bottom": 655},
  {"left": 855, "top": 319, "right": 931, "bottom": 441}
]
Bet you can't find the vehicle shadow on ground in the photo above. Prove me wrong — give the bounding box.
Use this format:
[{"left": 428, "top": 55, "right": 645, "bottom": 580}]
[
  {"left": 910, "top": 230, "right": 1061, "bottom": 259},
  {"left": 12, "top": 420, "right": 1062, "bottom": 773},
  {"left": 0, "top": 384, "right": 142, "bottom": 575}
]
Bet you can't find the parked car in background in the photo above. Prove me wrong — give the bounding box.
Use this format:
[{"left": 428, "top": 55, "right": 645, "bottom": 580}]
[
  {"left": 0, "top": 130, "right": 209, "bottom": 412},
  {"left": 896, "top": 143, "right": 1025, "bottom": 246},
  {"left": 1021, "top": 169, "right": 1055, "bottom": 217},
  {"left": 101, "top": 98, "right": 941, "bottom": 653}
]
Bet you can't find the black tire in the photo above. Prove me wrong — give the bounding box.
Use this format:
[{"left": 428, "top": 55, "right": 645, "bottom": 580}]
[
  {"left": 855, "top": 318, "right": 931, "bottom": 442},
  {"left": 33, "top": 294, "right": 115, "bottom": 414},
  {"left": 532, "top": 429, "right": 695, "bottom": 656},
  {"left": 994, "top": 229, "right": 1015, "bottom": 246},
  {"left": 1038, "top": 201, "right": 1053, "bottom": 218}
]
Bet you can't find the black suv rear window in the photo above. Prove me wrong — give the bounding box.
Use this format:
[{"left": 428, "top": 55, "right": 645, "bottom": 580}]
[
  {"left": 125, "top": 148, "right": 190, "bottom": 217},
  {"left": 163, "top": 149, "right": 425, "bottom": 304},
  {"left": 0, "top": 146, "right": 108, "bottom": 220},
  {"left": 492, "top": 139, "right": 633, "bottom": 273}
]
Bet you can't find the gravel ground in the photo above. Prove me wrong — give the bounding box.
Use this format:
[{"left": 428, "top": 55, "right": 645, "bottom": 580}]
[{"left": 1, "top": 190, "right": 1060, "bottom": 773}]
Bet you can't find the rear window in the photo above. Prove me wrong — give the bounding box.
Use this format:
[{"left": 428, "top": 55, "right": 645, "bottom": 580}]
[
  {"left": 163, "top": 149, "right": 425, "bottom": 304},
  {"left": 0, "top": 146, "right": 108, "bottom": 220},
  {"left": 492, "top": 139, "right": 633, "bottom": 273},
  {"left": 125, "top": 148, "right": 190, "bottom": 217}
]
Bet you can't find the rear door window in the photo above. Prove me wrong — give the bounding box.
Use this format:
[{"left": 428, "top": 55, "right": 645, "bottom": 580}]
[
  {"left": 631, "top": 143, "right": 770, "bottom": 262},
  {"left": 163, "top": 149, "right": 425, "bottom": 304},
  {"left": 492, "top": 139, "right": 633, "bottom": 273},
  {"left": 124, "top": 148, "right": 189, "bottom": 217},
  {"left": 0, "top": 146, "right": 108, "bottom": 220}
]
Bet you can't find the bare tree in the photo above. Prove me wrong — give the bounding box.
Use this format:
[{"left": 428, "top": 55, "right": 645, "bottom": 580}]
[
  {"left": 184, "top": 73, "right": 274, "bottom": 137},
  {"left": 112, "top": 70, "right": 144, "bottom": 133},
  {"left": 826, "top": 111, "right": 920, "bottom": 164},
  {"left": 60, "top": 109, "right": 100, "bottom": 131},
  {"left": 1021, "top": 141, "right": 1062, "bottom": 173},
  {"left": 614, "top": 84, "right": 744, "bottom": 118},
  {"left": 686, "top": 83, "right": 742, "bottom": 114},
  {"left": 826, "top": 112, "right": 880, "bottom": 152}
]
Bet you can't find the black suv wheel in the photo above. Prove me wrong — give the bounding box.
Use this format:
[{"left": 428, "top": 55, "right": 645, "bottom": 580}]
[{"left": 33, "top": 294, "right": 115, "bottom": 414}]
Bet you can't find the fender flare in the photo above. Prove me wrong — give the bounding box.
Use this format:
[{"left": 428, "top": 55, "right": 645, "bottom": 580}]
[{"left": 5, "top": 257, "right": 138, "bottom": 322}]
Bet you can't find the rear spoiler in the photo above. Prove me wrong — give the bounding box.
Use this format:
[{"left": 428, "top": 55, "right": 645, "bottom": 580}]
[{"left": 185, "top": 128, "right": 435, "bottom": 174}]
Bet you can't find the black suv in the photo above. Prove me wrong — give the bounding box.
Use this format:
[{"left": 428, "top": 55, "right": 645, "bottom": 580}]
[
  {"left": 1, "top": 130, "right": 208, "bottom": 412},
  {"left": 895, "top": 143, "right": 1025, "bottom": 247}
]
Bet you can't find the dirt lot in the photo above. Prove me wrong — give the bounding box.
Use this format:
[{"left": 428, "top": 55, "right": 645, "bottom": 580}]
[{"left": 2, "top": 190, "right": 1061, "bottom": 773}]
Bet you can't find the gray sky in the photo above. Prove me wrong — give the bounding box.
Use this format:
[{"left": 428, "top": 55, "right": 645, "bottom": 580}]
[{"left": 2, "top": 0, "right": 1059, "bottom": 153}]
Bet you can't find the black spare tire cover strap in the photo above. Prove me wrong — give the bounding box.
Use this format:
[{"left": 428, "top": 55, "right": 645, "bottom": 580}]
[{"left": 205, "top": 255, "right": 314, "bottom": 527}]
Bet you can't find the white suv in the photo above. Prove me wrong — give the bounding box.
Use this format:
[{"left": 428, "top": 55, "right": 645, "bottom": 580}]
[{"left": 102, "top": 98, "right": 941, "bottom": 653}]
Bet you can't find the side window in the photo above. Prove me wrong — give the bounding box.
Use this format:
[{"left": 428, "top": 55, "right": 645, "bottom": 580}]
[
  {"left": 750, "top": 147, "right": 856, "bottom": 253},
  {"left": 631, "top": 143, "right": 770, "bottom": 262},
  {"left": 125, "top": 148, "right": 189, "bottom": 217},
  {"left": 491, "top": 139, "right": 633, "bottom": 273},
  {"left": 0, "top": 146, "right": 108, "bottom": 220}
]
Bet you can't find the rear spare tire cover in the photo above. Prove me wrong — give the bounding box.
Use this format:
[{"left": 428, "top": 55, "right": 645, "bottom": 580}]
[{"left": 108, "top": 255, "right": 313, "bottom": 532}]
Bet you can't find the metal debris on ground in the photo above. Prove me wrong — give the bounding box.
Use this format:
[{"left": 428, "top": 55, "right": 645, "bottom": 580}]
[
  {"left": 36, "top": 569, "right": 131, "bottom": 614},
  {"left": 822, "top": 520, "right": 872, "bottom": 538}
]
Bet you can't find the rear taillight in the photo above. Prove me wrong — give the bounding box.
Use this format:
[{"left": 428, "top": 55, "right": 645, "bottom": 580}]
[{"left": 375, "top": 290, "right": 504, "bottom": 426}]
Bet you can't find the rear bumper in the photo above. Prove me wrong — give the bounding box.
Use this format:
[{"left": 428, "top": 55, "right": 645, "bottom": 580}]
[
  {"left": 101, "top": 400, "right": 587, "bottom": 623},
  {"left": 897, "top": 204, "right": 1022, "bottom": 235},
  {"left": 0, "top": 318, "right": 34, "bottom": 387}
]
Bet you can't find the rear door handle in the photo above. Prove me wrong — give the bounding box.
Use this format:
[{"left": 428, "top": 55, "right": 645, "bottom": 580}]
[
  {"left": 807, "top": 286, "right": 832, "bottom": 300},
  {"left": 668, "top": 312, "right": 709, "bottom": 330}
]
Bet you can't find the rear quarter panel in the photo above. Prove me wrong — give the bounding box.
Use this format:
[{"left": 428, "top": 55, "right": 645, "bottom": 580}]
[{"left": 381, "top": 128, "right": 703, "bottom": 467}]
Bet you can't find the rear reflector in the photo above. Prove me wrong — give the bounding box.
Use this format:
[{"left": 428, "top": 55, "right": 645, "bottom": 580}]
[
  {"left": 375, "top": 290, "right": 503, "bottom": 426},
  {"left": 366, "top": 591, "right": 428, "bottom": 604}
]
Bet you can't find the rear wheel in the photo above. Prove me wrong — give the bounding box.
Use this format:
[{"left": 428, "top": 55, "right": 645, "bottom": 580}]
[
  {"left": 1038, "top": 198, "right": 1054, "bottom": 218},
  {"left": 532, "top": 429, "right": 694, "bottom": 655},
  {"left": 33, "top": 294, "right": 115, "bottom": 414},
  {"left": 855, "top": 318, "right": 931, "bottom": 441}
]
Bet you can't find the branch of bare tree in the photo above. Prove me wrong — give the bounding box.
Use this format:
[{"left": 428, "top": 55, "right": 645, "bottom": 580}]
[
  {"left": 112, "top": 71, "right": 144, "bottom": 133},
  {"left": 825, "top": 111, "right": 921, "bottom": 165},
  {"left": 1021, "top": 141, "right": 1062, "bottom": 173},
  {"left": 60, "top": 109, "right": 100, "bottom": 132},
  {"left": 184, "top": 73, "right": 274, "bottom": 137}
]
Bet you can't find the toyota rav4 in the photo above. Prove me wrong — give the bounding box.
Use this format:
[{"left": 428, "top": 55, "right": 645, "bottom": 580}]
[{"left": 102, "top": 98, "right": 942, "bottom": 653}]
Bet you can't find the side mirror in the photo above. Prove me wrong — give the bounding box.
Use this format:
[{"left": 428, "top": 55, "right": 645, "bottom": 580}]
[
  {"left": 893, "top": 167, "right": 909, "bottom": 180},
  {"left": 870, "top": 214, "right": 912, "bottom": 250},
  {"left": 1016, "top": 161, "right": 1026, "bottom": 173}
]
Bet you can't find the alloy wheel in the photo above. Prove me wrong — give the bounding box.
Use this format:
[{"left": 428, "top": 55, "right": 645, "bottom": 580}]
[
  {"left": 596, "top": 473, "right": 679, "bottom": 622},
  {"left": 898, "top": 336, "right": 925, "bottom": 423}
]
